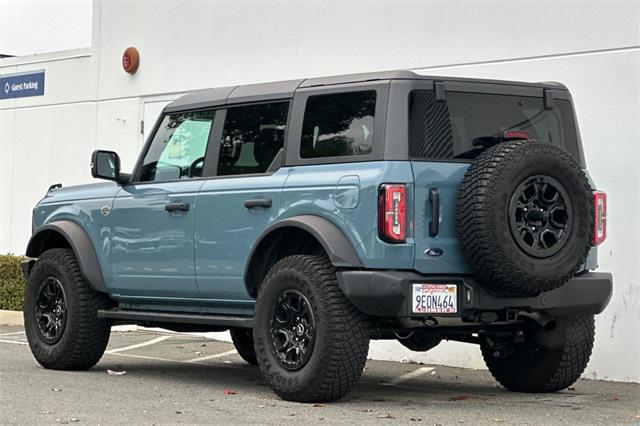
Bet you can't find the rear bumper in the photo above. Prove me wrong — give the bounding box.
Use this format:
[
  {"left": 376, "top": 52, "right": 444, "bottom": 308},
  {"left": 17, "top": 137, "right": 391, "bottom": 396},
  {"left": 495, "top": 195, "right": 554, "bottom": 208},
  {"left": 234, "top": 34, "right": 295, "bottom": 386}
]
[{"left": 337, "top": 270, "right": 613, "bottom": 319}]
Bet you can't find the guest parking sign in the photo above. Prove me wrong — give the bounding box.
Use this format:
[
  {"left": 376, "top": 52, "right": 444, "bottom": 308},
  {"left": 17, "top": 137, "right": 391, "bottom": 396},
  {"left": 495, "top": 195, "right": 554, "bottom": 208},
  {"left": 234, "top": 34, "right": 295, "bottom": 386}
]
[{"left": 0, "top": 70, "right": 45, "bottom": 99}]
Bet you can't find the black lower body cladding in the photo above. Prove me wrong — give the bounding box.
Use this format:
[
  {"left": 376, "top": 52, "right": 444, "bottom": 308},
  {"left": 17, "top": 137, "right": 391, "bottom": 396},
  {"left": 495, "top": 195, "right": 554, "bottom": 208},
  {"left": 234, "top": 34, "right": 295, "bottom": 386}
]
[{"left": 456, "top": 140, "right": 594, "bottom": 296}]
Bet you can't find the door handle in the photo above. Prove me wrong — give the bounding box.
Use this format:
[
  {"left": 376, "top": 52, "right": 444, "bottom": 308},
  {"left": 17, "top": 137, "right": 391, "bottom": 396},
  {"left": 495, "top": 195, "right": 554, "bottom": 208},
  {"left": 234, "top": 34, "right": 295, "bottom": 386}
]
[
  {"left": 165, "top": 202, "right": 190, "bottom": 212},
  {"left": 429, "top": 188, "right": 439, "bottom": 237},
  {"left": 244, "top": 198, "right": 272, "bottom": 209}
]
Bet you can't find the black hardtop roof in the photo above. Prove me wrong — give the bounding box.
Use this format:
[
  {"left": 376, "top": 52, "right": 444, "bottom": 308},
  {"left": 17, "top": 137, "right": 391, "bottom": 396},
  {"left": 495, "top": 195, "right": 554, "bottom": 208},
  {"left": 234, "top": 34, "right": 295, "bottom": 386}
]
[{"left": 165, "top": 70, "right": 567, "bottom": 113}]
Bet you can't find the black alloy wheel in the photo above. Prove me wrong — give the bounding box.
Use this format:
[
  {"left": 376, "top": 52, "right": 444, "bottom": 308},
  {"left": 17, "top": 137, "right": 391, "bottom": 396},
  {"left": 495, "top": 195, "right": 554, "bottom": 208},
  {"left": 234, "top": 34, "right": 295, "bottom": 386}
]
[
  {"left": 35, "top": 277, "right": 68, "bottom": 344},
  {"left": 270, "top": 290, "right": 316, "bottom": 371},
  {"left": 509, "top": 175, "right": 572, "bottom": 258}
]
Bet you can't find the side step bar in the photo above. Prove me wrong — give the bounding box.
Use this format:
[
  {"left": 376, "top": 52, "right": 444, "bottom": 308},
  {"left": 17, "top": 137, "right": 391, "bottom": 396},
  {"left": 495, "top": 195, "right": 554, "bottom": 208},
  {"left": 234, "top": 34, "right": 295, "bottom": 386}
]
[{"left": 97, "top": 308, "right": 254, "bottom": 328}]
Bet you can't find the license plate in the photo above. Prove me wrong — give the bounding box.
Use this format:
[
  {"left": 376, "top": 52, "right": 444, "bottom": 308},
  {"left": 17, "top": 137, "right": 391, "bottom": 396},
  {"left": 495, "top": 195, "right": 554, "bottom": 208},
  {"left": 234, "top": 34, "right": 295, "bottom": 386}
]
[{"left": 412, "top": 283, "right": 457, "bottom": 314}]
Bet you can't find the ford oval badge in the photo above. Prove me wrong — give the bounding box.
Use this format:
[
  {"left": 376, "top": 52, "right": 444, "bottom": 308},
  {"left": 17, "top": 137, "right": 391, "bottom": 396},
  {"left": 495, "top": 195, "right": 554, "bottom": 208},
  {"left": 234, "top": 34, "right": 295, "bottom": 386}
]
[{"left": 424, "top": 248, "right": 444, "bottom": 257}]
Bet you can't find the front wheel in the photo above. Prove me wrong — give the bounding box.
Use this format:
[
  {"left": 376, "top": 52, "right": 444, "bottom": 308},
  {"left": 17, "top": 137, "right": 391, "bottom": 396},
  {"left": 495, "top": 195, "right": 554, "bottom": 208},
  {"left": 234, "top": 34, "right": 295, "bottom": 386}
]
[
  {"left": 253, "top": 255, "right": 370, "bottom": 402},
  {"left": 230, "top": 328, "right": 258, "bottom": 366},
  {"left": 481, "top": 315, "right": 595, "bottom": 392},
  {"left": 24, "top": 248, "right": 112, "bottom": 370}
]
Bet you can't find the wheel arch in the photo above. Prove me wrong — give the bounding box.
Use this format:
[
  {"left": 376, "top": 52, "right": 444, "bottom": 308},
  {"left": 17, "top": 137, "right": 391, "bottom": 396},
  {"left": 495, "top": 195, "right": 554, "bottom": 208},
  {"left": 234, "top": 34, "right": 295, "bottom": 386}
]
[
  {"left": 244, "top": 215, "right": 363, "bottom": 298},
  {"left": 26, "top": 221, "right": 108, "bottom": 293}
]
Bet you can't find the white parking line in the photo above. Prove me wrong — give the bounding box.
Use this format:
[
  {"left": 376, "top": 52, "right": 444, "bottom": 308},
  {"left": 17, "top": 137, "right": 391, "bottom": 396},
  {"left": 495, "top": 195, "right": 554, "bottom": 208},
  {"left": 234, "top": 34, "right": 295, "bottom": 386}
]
[
  {"left": 0, "top": 339, "right": 28, "bottom": 346},
  {"left": 0, "top": 331, "right": 26, "bottom": 336},
  {"left": 105, "top": 335, "right": 172, "bottom": 354},
  {"left": 105, "top": 351, "right": 178, "bottom": 363},
  {"left": 384, "top": 366, "right": 435, "bottom": 386},
  {"left": 184, "top": 349, "right": 237, "bottom": 363},
  {"left": 103, "top": 350, "right": 251, "bottom": 371},
  {"left": 1, "top": 333, "right": 438, "bottom": 387}
]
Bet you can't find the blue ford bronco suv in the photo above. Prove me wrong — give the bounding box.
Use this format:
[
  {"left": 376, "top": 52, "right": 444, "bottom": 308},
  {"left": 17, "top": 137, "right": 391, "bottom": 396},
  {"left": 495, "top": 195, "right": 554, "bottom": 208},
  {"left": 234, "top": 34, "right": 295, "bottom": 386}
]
[{"left": 22, "top": 71, "right": 612, "bottom": 402}]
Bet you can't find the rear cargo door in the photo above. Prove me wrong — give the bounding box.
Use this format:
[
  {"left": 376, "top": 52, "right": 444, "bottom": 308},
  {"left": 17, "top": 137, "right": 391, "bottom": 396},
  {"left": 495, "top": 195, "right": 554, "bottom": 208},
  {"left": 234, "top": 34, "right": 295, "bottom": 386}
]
[
  {"left": 412, "top": 160, "right": 470, "bottom": 274},
  {"left": 407, "top": 81, "right": 581, "bottom": 275}
]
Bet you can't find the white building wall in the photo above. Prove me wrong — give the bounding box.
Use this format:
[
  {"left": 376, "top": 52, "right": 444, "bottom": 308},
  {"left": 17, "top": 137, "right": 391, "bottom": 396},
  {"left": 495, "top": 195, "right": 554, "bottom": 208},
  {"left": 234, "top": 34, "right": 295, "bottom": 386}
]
[{"left": 0, "top": 0, "right": 638, "bottom": 381}]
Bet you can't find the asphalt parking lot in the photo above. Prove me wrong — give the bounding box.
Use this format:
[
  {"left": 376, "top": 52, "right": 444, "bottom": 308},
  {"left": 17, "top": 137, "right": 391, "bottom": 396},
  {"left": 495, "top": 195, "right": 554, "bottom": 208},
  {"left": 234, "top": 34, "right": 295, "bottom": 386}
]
[{"left": 0, "top": 325, "right": 638, "bottom": 425}]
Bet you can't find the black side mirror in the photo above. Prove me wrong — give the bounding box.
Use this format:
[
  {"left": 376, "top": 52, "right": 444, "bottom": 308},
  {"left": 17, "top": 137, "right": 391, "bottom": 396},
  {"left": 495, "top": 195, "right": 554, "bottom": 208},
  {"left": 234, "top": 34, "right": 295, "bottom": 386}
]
[{"left": 91, "top": 150, "right": 129, "bottom": 184}]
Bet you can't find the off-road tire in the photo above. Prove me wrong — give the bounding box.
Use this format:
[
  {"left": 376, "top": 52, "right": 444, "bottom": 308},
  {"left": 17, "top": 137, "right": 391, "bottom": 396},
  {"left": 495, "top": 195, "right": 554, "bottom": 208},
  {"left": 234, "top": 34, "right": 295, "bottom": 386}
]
[
  {"left": 457, "top": 140, "right": 593, "bottom": 296},
  {"left": 253, "top": 255, "right": 369, "bottom": 402},
  {"left": 24, "top": 248, "right": 112, "bottom": 370},
  {"left": 230, "top": 328, "right": 258, "bottom": 366},
  {"left": 481, "top": 315, "right": 595, "bottom": 392}
]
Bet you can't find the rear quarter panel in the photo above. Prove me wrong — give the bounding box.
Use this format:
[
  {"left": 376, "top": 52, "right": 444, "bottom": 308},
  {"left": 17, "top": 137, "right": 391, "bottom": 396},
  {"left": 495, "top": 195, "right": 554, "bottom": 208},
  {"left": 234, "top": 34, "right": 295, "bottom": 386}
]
[{"left": 280, "top": 161, "right": 414, "bottom": 269}]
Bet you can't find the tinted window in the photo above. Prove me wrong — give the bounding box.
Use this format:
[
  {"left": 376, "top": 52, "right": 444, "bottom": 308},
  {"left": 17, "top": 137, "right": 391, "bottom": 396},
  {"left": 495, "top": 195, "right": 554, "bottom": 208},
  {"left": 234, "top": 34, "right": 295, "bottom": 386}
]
[
  {"left": 300, "top": 91, "right": 376, "bottom": 158},
  {"left": 409, "top": 90, "right": 580, "bottom": 161},
  {"left": 218, "top": 102, "right": 288, "bottom": 176},
  {"left": 408, "top": 90, "right": 453, "bottom": 158},
  {"left": 140, "top": 111, "right": 214, "bottom": 182}
]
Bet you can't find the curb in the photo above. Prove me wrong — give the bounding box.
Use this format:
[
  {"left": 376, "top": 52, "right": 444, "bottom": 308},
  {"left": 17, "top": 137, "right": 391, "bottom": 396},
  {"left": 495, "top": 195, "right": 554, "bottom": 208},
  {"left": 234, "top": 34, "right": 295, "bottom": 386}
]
[{"left": 0, "top": 310, "right": 23, "bottom": 326}]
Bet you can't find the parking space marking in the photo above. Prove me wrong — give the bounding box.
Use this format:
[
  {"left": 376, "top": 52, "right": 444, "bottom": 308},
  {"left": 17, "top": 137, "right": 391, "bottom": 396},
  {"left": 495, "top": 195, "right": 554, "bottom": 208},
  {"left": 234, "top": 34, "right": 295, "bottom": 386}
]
[
  {"left": 384, "top": 366, "right": 435, "bottom": 386},
  {"left": 105, "top": 335, "right": 172, "bottom": 354},
  {"left": 0, "top": 331, "right": 26, "bottom": 336},
  {"left": 185, "top": 349, "right": 237, "bottom": 363},
  {"left": 105, "top": 351, "right": 178, "bottom": 363},
  {"left": 0, "top": 338, "right": 28, "bottom": 346},
  {"left": 0, "top": 333, "right": 445, "bottom": 390},
  {"left": 104, "top": 350, "right": 251, "bottom": 371}
]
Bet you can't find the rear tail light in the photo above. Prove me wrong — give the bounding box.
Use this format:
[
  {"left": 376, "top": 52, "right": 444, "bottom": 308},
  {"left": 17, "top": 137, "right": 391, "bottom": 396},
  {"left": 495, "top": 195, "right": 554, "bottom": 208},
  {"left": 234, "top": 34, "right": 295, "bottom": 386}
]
[
  {"left": 592, "top": 191, "right": 607, "bottom": 245},
  {"left": 379, "top": 184, "right": 406, "bottom": 243}
]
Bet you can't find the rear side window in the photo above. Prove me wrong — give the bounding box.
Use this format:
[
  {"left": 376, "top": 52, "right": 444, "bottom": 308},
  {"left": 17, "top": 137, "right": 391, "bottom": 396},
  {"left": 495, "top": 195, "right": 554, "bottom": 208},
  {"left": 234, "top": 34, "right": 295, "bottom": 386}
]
[
  {"left": 218, "top": 101, "right": 289, "bottom": 176},
  {"left": 409, "top": 90, "right": 580, "bottom": 161},
  {"left": 300, "top": 91, "right": 376, "bottom": 158}
]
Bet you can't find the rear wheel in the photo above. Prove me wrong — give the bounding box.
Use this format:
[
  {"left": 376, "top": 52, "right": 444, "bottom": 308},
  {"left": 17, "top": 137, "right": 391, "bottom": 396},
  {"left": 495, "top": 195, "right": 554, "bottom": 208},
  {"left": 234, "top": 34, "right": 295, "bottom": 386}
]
[
  {"left": 230, "top": 328, "right": 258, "bottom": 366},
  {"left": 481, "top": 315, "right": 595, "bottom": 392},
  {"left": 24, "top": 248, "right": 112, "bottom": 370},
  {"left": 253, "top": 255, "right": 369, "bottom": 402}
]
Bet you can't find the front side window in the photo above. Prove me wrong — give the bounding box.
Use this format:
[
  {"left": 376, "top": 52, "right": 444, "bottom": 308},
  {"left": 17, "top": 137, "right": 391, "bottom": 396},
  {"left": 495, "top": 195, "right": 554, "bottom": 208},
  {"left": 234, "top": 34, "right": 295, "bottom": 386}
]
[
  {"left": 139, "top": 110, "right": 214, "bottom": 182},
  {"left": 218, "top": 102, "right": 289, "bottom": 176},
  {"left": 300, "top": 91, "right": 376, "bottom": 158},
  {"left": 408, "top": 90, "right": 580, "bottom": 161}
]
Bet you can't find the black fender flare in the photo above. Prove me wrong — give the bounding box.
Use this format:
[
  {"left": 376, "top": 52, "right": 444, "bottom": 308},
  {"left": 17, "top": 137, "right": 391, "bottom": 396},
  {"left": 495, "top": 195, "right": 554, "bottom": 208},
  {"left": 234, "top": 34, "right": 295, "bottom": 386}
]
[
  {"left": 244, "top": 215, "right": 363, "bottom": 293},
  {"left": 26, "top": 221, "right": 108, "bottom": 293}
]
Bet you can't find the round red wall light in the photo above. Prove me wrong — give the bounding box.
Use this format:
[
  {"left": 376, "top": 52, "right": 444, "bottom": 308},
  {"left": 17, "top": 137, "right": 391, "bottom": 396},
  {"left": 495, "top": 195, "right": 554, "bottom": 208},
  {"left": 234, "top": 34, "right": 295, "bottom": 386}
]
[{"left": 122, "top": 47, "right": 140, "bottom": 74}]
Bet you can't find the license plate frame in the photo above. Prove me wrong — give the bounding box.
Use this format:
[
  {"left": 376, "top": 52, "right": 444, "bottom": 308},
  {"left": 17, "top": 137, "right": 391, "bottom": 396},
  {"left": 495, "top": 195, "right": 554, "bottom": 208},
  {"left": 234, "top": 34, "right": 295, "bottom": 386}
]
[{"left": 412, "top": 283, "right": 458, "bottom": 314}]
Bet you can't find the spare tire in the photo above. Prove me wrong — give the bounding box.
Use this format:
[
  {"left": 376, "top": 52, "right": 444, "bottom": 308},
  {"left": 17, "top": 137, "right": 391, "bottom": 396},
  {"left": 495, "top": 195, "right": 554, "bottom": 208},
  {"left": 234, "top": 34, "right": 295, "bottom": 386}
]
[{"left": 456, "top": 140, "right": 593, "bottom": 296}]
